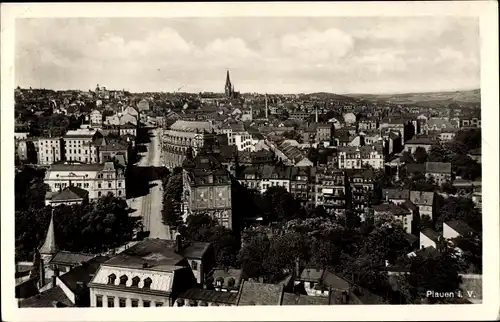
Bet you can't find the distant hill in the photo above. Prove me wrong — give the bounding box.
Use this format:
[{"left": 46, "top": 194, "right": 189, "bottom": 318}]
[
  {"left": 302, "top": 92, "right": 358, "bottom": 102},
  {"left": 345, "top": 89, "right": 481, "bottom": 108}
]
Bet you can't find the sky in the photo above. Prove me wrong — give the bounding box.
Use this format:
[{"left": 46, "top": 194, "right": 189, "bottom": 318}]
[{"left": 15, "top": 17, "right": 480, "bottom": 94}]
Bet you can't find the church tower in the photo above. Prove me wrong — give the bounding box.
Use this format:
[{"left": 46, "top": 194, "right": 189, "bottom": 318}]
[
  {"left": 39, "top": 210, "right": 58, "bottom": 265},
  {"left": 225, "top": 70, "right": 233, "bottom": 98}
]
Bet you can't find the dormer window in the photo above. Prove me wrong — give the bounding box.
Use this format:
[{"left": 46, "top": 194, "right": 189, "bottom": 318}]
[
  {"left": 131, "top": 276, "right": 140, "bottom": 287},
  {"left": 143, "top": 277, "right": 152, "bottom": 289},
  {"left": 191, "top": 261, "right": 198, "bottom": 270},
  {"left": 119, "top": 275, "right": 128, "bottom": 286},
  {"left": 107, "top": 273, "right": 116, "bottom": 285}
]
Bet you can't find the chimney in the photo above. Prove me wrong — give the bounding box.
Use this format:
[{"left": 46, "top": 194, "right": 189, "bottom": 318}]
[
  {"left": 341, "top": 290, "right": 348, "bottom": 304},
  {"left": 143, "top": 262, "right": 149, "bottom": 268},
  {"left": 39, "top": 259, "right": 46, "bottom": 288},
  {"left": 52, "top": 275, "right": 57, "bottom": 288},
  {"left": 54, "top": 266, "right": 60, "bottom": 277}
]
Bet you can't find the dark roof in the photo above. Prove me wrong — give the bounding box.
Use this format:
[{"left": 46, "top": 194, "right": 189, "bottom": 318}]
[
  {"left": 49, "top": 163, "right": 103, "bottom": 172},
  {"left": 405, "top": 137, "right": 436, "bottom": 145},
  {"left": 299, "top": 268, "right": 324, "bottom": 282},
  {"left": 421, "top": 228, "right": 441, "bottom": 242},
  {"left": 58, "top": 256, "right": 110, "bottom": 295},
  {"left": 414, "top": 246, "right": 440, "bottom": 259},
  {"left": 281, "top": 293, "right": 330, "bottom": 305},
  {"left": 425, "top": 162, "right": 451, "bottom": 174},
  {"left": 50, "top": 186, "right": 89, "bottom": 202},
  {"left": 409, "top": 191, "right": 434, "bottom": 206},
  {"left": 402, "top": 199, "right": 418, "bottom": 212},
  {"left": 373, "top": 203, "right": 411, "bottom": 216},
  {"left": 179, "top": 242, "right": 211, "bottom": 259},
  {"left": 178, "top": 287, "right": 238, "bottom": 304},
  {"left": 405, "top": 233, "right": 419, "bottom": 245},
  {"left": 210, "top": 268, "right": 246, "bottom": 287},
  {"left": 406, "top": 163, "right": 426, "bottom": 174},
  {"left": 445, "top": 220, "right": 475, "bottom": 237},
  {"left": 19, "top": 286, "right": 74, "bottom": 308},
  {"left": 399, "top": 152, "right": 415, "bottom": 163},
  {"left": 49, "top": 251, "right": 96, "bottom": 266},
  {"left": 236, "top": 281, "right": 284, "bottom": 306},
  {"left": 382, "top": 188, "right": 410, "bottom": 200}
]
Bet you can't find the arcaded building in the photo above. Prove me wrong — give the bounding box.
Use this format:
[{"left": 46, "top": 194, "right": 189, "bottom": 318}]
[{"left": 162, "top": 120, "right": 216, "bottom": 168}]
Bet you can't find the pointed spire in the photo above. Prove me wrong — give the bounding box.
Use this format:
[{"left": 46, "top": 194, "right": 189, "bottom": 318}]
[
  {"left": 39, "top": 210, "right": 58, "bottom": 255},
  {"left": 225, "top": 70, "right": 231, "bottom": 87}
]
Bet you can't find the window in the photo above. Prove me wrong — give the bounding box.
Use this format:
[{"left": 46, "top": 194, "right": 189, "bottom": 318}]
[
  {"left": 118, "top": 190, "right": 122, "bottom": 196},
  {"left": 119, "top": 275, "right": 128, "bottom": 285},
  {"left": 131, "top": 276, "right": 140, "bottom": 287},
  {"left": 143, "top": 277, "right": 152, "bottom": 289},
  {"left": 107, "top": 296, "right": 115, "bottom": 307},
  {"left": 107, "top": 273, "right": 116, "bottom": 285},
  {"left": 191, "top": 261, "right": 198, "bottom": 270},
  {"left": 155, "top": 302, "right": 163, "bottom": 307},
  {"left": 96, "top": 295, "right": 103, "bottom": 307},
  {"left": 98, "top": 183, "right": 102, "bottom": 188},
  {"left": 98, "top": 191, "right": 102, "bottom": 197},
  {"left": 118, "top": 182, "right": 122, "bottom": 187},
  {"left": 143, "top": 301, "right": 151, "bottom": 307},
  {"left": 119, "top": 298, "right": 126, "bottom": 307},
  {"left": 108, "top": 182, "right": 112, "bottom": 188},
  {"left": 84, "top": 183, "right": 89, "bottom": 188}
]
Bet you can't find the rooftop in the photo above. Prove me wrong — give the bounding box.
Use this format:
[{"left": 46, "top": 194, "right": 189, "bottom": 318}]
[
  {"left": 178, "top": 287, "right": 238, "bottom": 305},
  {"left": 421, "top": 228, "right": 442, "bottom": 242},
  {"left": 445, "top": 220, "right": 475, "bottom": 237},
  {"left": 19, "top": 286, "right": 74, "bottom": 308},
  {"left": 236, "top": 281, "right": 284, "bottom": 306},
  {"left": 49, "top": 186, "right": 89, "bottom": 202},
  {"left": 49, "top": 251, "right": 96, "bottom": 266},
  {"left": 425, "top": 162, "right": 452, "bottom": 174}
]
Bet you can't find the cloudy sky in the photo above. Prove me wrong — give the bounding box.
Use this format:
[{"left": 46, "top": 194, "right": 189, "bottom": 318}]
[{"left": 15, "top": 17, "right": 479, "bottom": 94}]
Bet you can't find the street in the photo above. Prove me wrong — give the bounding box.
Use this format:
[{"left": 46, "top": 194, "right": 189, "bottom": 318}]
[{"left": 127, "top": 127, "right": 171, "bottom": 239}]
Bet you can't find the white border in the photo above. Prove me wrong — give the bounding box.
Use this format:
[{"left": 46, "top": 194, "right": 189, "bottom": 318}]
[{"left": 1, "top": 2, "right": 498, "bottom": 321}]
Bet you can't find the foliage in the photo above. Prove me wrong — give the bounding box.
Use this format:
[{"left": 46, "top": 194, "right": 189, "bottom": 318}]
[
  {"left": 435, "top": 195, "right": 482, "bottom": 232},
  {"left": 259, "top": 186, "right": 303, "bottom": 222},
  {"left": 161, "top": 174, "right": 183, "bottom": 228},
  {"left": 237, "top": 234, "right": 270, "bottom": 278},
  {"left": 15, "top": 166, "right": 49, "bottom": 211},
  {"left": 413, "top": 147, "right": 428, "bottom": 164},
  {"left": 183, "top": 214, "right": 239, "bottom": 268},
  {"left": 15, "top": 194, "right": 139, "bottom": 261}
]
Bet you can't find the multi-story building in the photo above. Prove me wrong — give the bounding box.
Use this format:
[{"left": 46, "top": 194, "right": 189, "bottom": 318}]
[
  {"left": 182, "top": 149, "right": 233, "bottom": 229},
  {"left": 358, "top": 118, "right": 378, "bottom": 131},
  {"left": 90, "top": 110, "right": 103, "bottom": 126},
  {"left": 63, "top": 129, "right": 102, "bottom": 162},
  {"left": 44, "top": 161, "right": 126, "bottom": 200},
  {"left": 237, "top": 165, "right": 291, "bottom": 194},
  {"left": 337, "top": 145, "right": 384, "bottom": 170},
  {"left": 89, "top": 238, "right": 213, "bottom": 307},
  {"left": 38, "top": 137, "right": 64, "bottom": 165},
  {"left": 346, "top": 169, "right": 375, "bottom": 219},
  {"left": 315, "top": 123, "right": 335, "bottom": 143},
  {"left": 119, "top": 122, "right": 137, "bottom": 137},
  {"left": 404, "top": 137, "right": 436, "bottom": 154},
  {"left": 289, "top": 111, "right": 311, "bottom": 121},
  {"left": 409, "top": 191, "right": 435, "bottom": 220},
  {"left": 315, "top": 166, "right": 347, "bottom": 216},
  {"left": 163, "top": 120, "right": 215, "bottom": 168},
  {"left": 290, "top": 166, "right": 316, "bottom": 208}
]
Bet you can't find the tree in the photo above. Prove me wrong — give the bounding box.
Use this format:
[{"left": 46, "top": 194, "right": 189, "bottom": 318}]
[
  {"left": 428, "top": 144, "right": 451, "bottom": 163},
  {"left": 260, "top": 186, "right": 302, "bottom": 222},
  {"left": 264, "top": 232, "right": 310, "bottom": 282},
  {"left": 404, "top": 246, "right": 463, "bottom": 303},
  {"left": 237, "top": 234, "right": 270, "bottom": 278},
  {"left": 435, "top": 196, "right": 482, "bottom": 232},
  {"left": 162, "top": 174, "right": 184, "bottom": 228},
  {"left": 413, "top": 147, "right": 428, "bottom": 164}
]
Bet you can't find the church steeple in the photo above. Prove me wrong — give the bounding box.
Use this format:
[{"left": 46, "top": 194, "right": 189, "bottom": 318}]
[
  {"left": 39, "top": 210, "right": 58, "bottom": 257},
  {"left": 225, "top": 70, "right": 233, "bottom": 98}
]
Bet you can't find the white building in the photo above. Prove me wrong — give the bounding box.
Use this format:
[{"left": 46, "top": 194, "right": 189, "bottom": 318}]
[
  {"left": 337, "top": 145, "right": 384, "bottom": 170},
  {"left": 44, "top": 162, "right": 126, "bottom": 200},
  {"left": 63, "top": 128, "right": 100, "bottom": 162},
  {"left": 38, "top": 137, "right": 63, "bottom": 165}
]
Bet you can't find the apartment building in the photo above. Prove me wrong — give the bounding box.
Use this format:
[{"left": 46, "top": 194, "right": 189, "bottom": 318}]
[
  {"left": 337, "top": 145, "right": 384, "bottom": 170},
  {"left": 38, "top": 137, "right": 64, "bottom": 165},
  {"left": 315, "top": 166, "right": 347, "bottom": 216}
]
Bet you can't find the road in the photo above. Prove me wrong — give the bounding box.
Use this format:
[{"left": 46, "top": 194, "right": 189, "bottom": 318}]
[{"left": 127, "top": 128, "right": 171, "bottom": 240}]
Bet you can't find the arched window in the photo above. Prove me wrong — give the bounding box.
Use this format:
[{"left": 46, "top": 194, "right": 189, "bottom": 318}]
[
  {"left": 107, "top": 273, "right": 116, "bottom": 285},
  {"left": 131, "top": 276, "right": 140, "bottom": 287},
  {"left": 143, "top": 277, "right": 152, "bottom": 289},
  {"left": 119, "top": 275, "right": 128, "bottom": 286},
  {"left": 191, "top": 261, "right": 198, "bottom": 271}
]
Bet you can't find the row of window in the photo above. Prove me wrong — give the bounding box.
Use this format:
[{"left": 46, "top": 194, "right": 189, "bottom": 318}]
[
  {"left": 97, "top": 182, "right": 122, "bottom": 188},
  {"left": 97, "top": 190, "right": 122, "bottom": 197},
  {"left": 95, "top": 295, "right": 163, "bottom": 308}
]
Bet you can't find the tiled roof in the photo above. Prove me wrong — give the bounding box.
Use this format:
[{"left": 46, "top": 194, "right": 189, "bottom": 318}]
[
  {"left": 281, "top": 293, "right": 329, "bottom": 305},
  {"left": 373, "top": 203, "right": 411, "bottom": 216},
  {"left": 48, "top": 163, "right": 104, "bottom": 172},
  {"left": 405, "top": 163, "right": 426, "bottom": 173},
  {"left": 179, "top": 242, "right": 211, "bottom": 259},
  {"left": 425, "top": 162, "right": 451, "bottom": 174},
  {"left": 236, "top": 281, "right": 284, "bottom": 306},
  {"left": 405, "top": 137, "right": 436, "bottom": 145},
  {"left": 59, "top": 256, "right": 109, "bottom": 294},
  {"left": 382, "top": 188, "right": 410, "bottom": 200},
  {"left": 178, "top": 287, "right": 238, "bottom": 304},
  {"left": 49, "top": 251, "right": 96, "bottom": 266},
  {"left": 50, "top": 186, "right": 89, "bottom": 202},
  {"left": 19, "top": 286, "right": 74, "bottom": 308},
  {"left": 170, "top": 120, "right": 213, "bottom": 132}
]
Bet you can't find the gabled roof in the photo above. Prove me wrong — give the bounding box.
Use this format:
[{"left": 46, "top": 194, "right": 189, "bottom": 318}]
[
  {"left": 58, "top": 256, "right": 110, "bottom": 295},
  {"left": 19, "top": 286, "right": 74, "bottom": 308},
  {"left": 382, "top": 188, "right": 410, "bottom": 200},
  {"left": 49, "top": 251, "right": 96, "bottom": 266},
  {"left": 410, "top": 191, "right": 434, "bottom": 206},
  {"left": 406, "top": 163, "right": 426, "bottom": 174},
  {"left": 50, "top": 186, "right": 89, "bottom": 202},
  {"left": 281, "top": 292, "right": 330, "bottom": 305},
  {"left": 445, "top": 220, "right": 475, "bottom": 237},
  {"left": 421, "top": 228, "right": 441, "bottom": 242},
  {"left": 178, "top": 287, "right": 238, "bottom": 305}
]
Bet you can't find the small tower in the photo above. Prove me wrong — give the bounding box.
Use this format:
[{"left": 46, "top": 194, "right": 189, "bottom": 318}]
[
  {"left": 265, "top": 94, "right": 268, "bottom": 119},
  {"left": 315, "top": 105, "right": 319, "bottom": 123},
  {"left": 39, "top": 210, "right": 58, "bottom": 265}
]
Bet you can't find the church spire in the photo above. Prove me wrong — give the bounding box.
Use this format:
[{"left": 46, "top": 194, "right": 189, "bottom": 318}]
[
  {"left": 225, "top": 70, "right": 231, "bottom": 88},
  {"left": 39, "top": 210, "right": 58, "bottom": 255}
]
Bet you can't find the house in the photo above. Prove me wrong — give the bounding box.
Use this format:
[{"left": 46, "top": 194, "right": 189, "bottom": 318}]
[
  {"left": 315, "top": 166, "right": 347, "bottom": 216},
  {"left": 443, "top": 220, "right": 475, "bottom": 240},
  {"left": 382, "top": 188, "right": 410, "bottom": 204},
  {"left": 419, "top": 228, "right": 442, "bottom": 250},
  {"left": 119, "top": 122, "right": 137, "bottom": 137},
  {"left": 48, "top": 251, "right": 97, "bottom": 274},
  {"left": 404, "top": 137, "right": 436, "bottom": 154},
  {"left": 90, "top": 110, "right": 103, "bottom": 126},
  {"left": 208, "top": 268, "right": 246, "bottom": 292},
  {"left": 88, "top": 237, "right": 212, "bottom": 307},
  {"left": 45, "top": 185, "right": 89, "bottom": 206},
  {"left": 373, "top": 203, "right": 413, "bottom": 234},
  {"left": 274, "top": 140, "right": 313, "bottom": 167},
  {"left": 337, "top": 145, "right": 384, "bottom": 170},
  {"left": 425, "top": 162, "right": 452, "bottom": 185},
  {"left": 174, "top": 287, "right": 238, "bottom": 306},
  {"left": 347, "top": 169, "right": 375, "bottom": 219},
  {"left": 409, "top": 191, "right": 435, "bottom": 220}
]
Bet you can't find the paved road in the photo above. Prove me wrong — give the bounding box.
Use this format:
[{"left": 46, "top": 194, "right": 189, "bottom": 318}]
[{"left": 127, "top": 128, "right": 171, "bottom": 239}]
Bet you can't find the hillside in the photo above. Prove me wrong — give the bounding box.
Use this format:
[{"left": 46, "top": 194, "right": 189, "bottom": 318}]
[{"left": 345, "top": 89, "right": 480, "bottom": 108}]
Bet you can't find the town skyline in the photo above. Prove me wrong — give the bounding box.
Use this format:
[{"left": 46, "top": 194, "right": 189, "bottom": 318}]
[{"left": 16, "top": 17, "right": 479, "bottom": 95}]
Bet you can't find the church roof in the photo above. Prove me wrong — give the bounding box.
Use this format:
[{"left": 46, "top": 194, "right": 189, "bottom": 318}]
[{"left": 39, "top": 212, "right": 58, "bottom": 255}]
